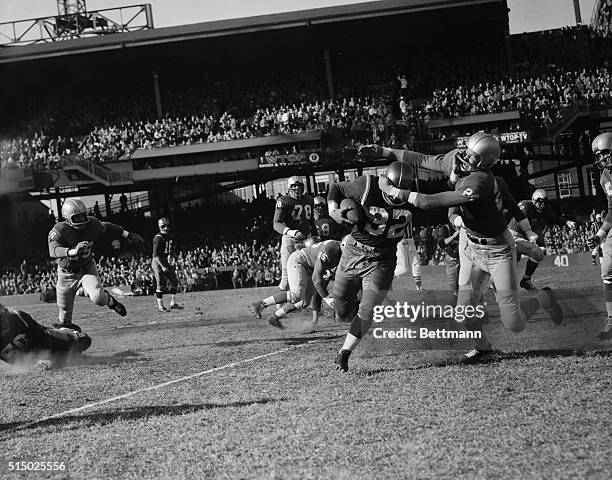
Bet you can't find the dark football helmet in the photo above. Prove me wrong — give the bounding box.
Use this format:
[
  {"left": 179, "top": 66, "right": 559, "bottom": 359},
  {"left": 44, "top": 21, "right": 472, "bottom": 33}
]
[
  {"left": 592, "top": 132, "right": 612, "bottom": 171},
  {"left": 383, "top": 161, "right": 413, "bottom": 206},
  {"left": 61, "top": 198, "right": 89, "bottom": 229},
  {"left": 314, "top": 196, "right": 327, "bottom": 216}
]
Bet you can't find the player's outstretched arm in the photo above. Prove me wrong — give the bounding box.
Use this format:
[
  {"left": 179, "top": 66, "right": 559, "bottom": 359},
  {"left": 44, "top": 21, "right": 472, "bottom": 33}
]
[{"left": 358, "top": 144, "right": 455, "bottom": 174}]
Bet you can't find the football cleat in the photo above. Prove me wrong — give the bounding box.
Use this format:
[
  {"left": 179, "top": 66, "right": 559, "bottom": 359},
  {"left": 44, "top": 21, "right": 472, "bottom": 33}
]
[
  {"left": 52, "top": 322, "right": 81, "bottom": 332},
  {"left": 249, "top": 301, "right": 265, "bottom": 319},
  {"left": 158, "top": 305, "right": 170, "bottom": 313},
  {"left": 520, "top": 278, "right": 536, "bottom": 291},
  {"left": 106, "top": 291, "right": 127, "bottom": 317},
  {"left": 541, "top": 287, "right": 563, "bottom": 325},
  {"left": 169, "top": 303, "right": 184, "bottom": 310},
  {"left": 266, "top": 313, "right": 284, "bottom": 329},
  {"left": 334, "top": 349, "right": 351, "bottom": 372}
]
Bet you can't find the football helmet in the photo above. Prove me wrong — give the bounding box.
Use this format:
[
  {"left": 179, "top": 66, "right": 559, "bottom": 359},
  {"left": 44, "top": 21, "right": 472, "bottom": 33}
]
[
  {"left": 62, "top": 198, "right": 89, "bottom": 229},
  {"left": 458, "top": 133, "right": 501, "bottom": 172},
  {"left": 383, "top": 161, "right": 413, "bottom": 206},
  {"left": 532, "top": 189, "right": 547, "bottom": 212},
  {"left": 158, "top": 217, "right": 170, "bottom": 233},
  {"left": 592, "top": 132, "right": 612, "bottom": 171},
  {"left": 303, "top": 236, "right": 321, "bottom": 249},
  {"left": 287, "top": 176, "right": 304, "bottom": 199},
  {"left": 314, "top": 196, "right": 327, "bottom": 216}
]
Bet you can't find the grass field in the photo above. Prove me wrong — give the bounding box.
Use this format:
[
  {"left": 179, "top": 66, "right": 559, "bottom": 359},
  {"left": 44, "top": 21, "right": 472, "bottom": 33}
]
[{"left": 0, "top": 264, "right": 610, "bottom": 479}]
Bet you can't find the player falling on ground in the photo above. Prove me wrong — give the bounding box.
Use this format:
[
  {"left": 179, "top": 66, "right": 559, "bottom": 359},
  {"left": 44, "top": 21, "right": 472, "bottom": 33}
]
[
  {"left": 250, "top": 238, "right": 341, "bottom": 328},
  {"left": 367, "top": 133, "right": 564, "bottom": 363},
  {"left": 586, "top": 131, "right": 612, "bottom": 341},
  {"left": 329, "top": 160, "right": 479, "bottom": 372},
  {"left": 508, "top": 189, "right": 576, "bottom": 291},
  {"left": 0, "top": 304, "right": 91, "bottom": 371},
  {"left": 48, "top": 198, "right": 145, "bottom": 331},
  {"left": 314, "top": 195, "right": 344, "bottom": 240},
  {"left": 152, "top": 217, "right": 184, "bottom": 312}
]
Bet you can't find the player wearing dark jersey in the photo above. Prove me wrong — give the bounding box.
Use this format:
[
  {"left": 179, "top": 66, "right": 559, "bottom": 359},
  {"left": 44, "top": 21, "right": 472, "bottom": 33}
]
[
  {"left": 587, "top": 132, "right": 612, "bottom": 340},
  {"left": 152, "top": 218, "right": 183, "bottom": 313},
  {"left": 273, "top": 176, "right": 317, "bottom": 291},
  {"left": 364, "top": 134, "right": 564, "bottom": 362},
  {"left": 1, "top": 304, "right": 91, "bottom": 370},
  {"left": 508, "top": 189, "right": 576, "bottom": 290},
  {"left": 48, "top": 198, "right": 144, "bottom": 331},
  {"left": 329, "top": 161, "right": 478, "bottom": 371},
  {"left": 250, "top": 239, "right": 341, "bottom": 328}
]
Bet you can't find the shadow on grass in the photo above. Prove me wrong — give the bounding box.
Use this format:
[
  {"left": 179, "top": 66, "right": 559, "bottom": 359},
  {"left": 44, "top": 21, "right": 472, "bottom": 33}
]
[
  {"left": 355, "top": 348, "right": 612, "bottom": 375},
  {"left": 1, "top": 398, "right": 280, "bottom": 433}
]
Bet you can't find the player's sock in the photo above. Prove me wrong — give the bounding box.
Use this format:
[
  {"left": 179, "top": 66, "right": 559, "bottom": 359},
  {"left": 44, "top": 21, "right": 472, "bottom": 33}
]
[
  {"left": 524, "top": 259, "right": 539, "bottom": 279},
  {"left": 274, "top": 302, "right": 296, "bottom": 319},
  {"left": 413, "top": 276, "right": 422, "bottom": 290},
  {"left": 603, "top": 282, "right": 612, "bottom": 317},
  {"left": 340, "top": 333, "right": 360, "bottom": 352},
  {"left": 264, "top": 292, "right": 288, "bottom": 306}
]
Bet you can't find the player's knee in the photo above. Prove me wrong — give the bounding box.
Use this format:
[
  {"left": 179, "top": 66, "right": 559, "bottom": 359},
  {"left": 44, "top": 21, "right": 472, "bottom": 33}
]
[
  {"left": 288, "top": 290, "right": 301, "bottom": 304},
  {"left": 90, "top": 288, "right": 108, "bottom": 306},
  {"left": 532, "top": 249, "right": 545, "bottom": 262}
]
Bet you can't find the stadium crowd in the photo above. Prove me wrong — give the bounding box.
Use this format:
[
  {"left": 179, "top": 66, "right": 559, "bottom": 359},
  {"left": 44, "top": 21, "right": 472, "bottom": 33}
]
[
  {"left": 2, "top": 22, "right": 611, "bottom": 171},
  {"left": 0, "top": 212, "right": 601, "bottom": 296}
]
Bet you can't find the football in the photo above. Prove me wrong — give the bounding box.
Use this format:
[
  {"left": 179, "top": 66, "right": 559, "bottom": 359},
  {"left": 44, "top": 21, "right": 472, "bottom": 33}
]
[{"left": 340, "top": 198, "right": 366, "bottom": 225}]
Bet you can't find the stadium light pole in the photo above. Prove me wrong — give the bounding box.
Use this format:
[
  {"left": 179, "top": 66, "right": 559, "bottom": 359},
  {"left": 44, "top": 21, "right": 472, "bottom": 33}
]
[{"left": 572, "top": 0, "right": 582, "bottom": 24}]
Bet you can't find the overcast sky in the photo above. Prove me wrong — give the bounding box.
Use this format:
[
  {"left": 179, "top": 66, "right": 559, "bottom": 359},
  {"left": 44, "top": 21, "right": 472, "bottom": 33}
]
[{"left": 0, "top": 0, "right": 598, "bottom": 35}]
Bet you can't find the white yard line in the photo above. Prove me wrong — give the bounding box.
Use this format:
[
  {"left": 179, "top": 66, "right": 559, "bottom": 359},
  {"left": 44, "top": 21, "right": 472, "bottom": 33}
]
[{"left": 19, "top": 340, "right": 321, "bottom": 430}]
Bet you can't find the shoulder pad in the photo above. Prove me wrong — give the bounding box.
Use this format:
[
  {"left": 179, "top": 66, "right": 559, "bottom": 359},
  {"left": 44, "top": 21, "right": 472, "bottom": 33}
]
[{"left": 276, "top": 196, "right": 293, "bottom": 209}]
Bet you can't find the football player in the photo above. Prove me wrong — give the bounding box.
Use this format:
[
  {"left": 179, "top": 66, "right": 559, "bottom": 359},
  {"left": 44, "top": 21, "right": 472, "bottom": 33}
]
[
  {"left": 508, "top": 189, "right": 576, "bottom": 290},
  {"left": 152, "top": 217, "right": 183, "bottom": 312},
  {"left": 393, "top": 224, "right": 422, "bottom": 290},
  {"left": 586, "top": 131, "right": 612, "bottom": 340},
  {"left": 1, "top": 304, "right": 91, "bottom": 370},
  {"left": 48, "top": 198, "right": 145, "bottom": 331},
  {"left": 314, "top": 195, "right": 343, "bottom": 240},
  {"left": 250, "top": 238, "right": 341, "bottom": 328},
  {"left": 589, "top": 213, "right": 603, "bottom": 265},
  {"left": 367, "top": 134, "right": 564, "bottom": 362},
  {"left": 329, "top": 160, "right": 479, "bottom": 371},
  {"left": 273, "top": 177, "right": 316, "bottom": 313},
  {"left": 437, "top": 223, "right": 460, "bottom": 296}
]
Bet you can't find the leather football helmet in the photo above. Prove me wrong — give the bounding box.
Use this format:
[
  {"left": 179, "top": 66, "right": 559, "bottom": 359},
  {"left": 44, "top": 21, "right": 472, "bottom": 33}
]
[
  {"left": 287, "top": 176, "right": 304, "bottom": 199},
  {"left": 62, "top": 198, "right": 89, "bottom": 229},
  {"left": 532, "top": 189, "right": 547, "bottom": 212},
  {"left": 383, "top": 161, "right": 413, "bottom": 206},
  {"left": 458, "top": 133, "right": 501, "bottom": 171},
  {"left": 592, "top": 132, "right": 612, "bottom": 171}
]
